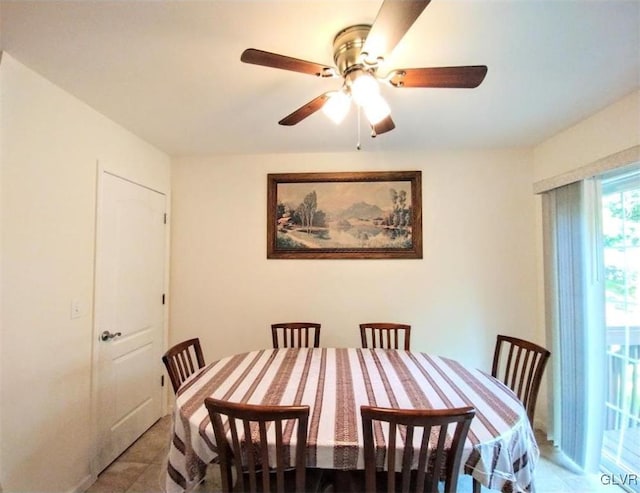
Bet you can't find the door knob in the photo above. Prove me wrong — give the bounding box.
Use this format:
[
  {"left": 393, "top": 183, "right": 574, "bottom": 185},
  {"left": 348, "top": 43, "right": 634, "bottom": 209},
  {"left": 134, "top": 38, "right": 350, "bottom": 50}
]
[{"left": 100, "top": 330, "right": 122, "bottom": 341}]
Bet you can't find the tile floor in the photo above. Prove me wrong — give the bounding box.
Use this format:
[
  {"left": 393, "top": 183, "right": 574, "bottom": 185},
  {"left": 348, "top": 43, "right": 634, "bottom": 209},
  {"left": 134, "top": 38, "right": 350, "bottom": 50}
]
[{"left": 85, "top": 415, "right": 621, "bottom": 493}]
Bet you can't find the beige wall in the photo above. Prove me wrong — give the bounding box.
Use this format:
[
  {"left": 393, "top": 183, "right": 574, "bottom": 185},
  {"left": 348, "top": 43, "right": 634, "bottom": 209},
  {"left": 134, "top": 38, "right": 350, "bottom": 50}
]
[
  {"left": 170, "top": 148, "right": 538, "bottom": 372},
  {"left": 0, "top": 54, "right": 170, "bottom": 493}
]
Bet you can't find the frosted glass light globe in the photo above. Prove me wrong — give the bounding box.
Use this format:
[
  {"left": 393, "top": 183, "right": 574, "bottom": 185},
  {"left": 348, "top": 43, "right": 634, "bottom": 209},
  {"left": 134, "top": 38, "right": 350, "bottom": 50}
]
[
  {"left": 351, "top": 71, "right": 380, "bottom": 107},
  {"left": 363, "top": 93, "right": 391, "bottom": 125},
  {"left": 322, "top": 90, "right": 351, "bottom": 124}
]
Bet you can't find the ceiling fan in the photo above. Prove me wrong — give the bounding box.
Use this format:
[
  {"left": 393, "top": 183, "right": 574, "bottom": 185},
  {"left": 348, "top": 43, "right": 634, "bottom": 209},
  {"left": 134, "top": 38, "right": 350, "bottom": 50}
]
[{"left": 240, "top": 0, "right": 487, "bottom": 138}]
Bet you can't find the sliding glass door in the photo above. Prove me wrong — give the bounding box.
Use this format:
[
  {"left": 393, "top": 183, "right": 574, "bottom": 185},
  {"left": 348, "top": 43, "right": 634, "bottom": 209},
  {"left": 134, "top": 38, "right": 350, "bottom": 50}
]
[{"left": 601, "top": 168, "right": 640, "bottom": 492}]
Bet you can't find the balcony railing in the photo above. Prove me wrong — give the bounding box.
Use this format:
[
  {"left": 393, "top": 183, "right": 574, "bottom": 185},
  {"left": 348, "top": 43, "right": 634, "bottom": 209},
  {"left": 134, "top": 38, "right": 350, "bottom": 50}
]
[{"left": 603, "top": 326, "right": 640, "bottom": 491}]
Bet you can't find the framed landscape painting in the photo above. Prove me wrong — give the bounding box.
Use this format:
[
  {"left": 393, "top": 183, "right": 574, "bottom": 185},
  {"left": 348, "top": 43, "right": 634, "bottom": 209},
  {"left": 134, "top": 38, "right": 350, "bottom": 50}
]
[{"left": 267, "top": 171, "right": 422, "bottom": 259}]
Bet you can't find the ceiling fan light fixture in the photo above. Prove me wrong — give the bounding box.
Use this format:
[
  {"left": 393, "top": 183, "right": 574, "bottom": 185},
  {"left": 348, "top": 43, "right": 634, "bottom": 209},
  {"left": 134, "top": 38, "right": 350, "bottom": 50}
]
[
  {"left": 349, "top": 70, "right": 380, "bottom": 107},
  {"left": 322, "top": 90, "right": 351, "bottom": 124},
  {"left": 363, "top": 92, "right": 391, "bottom": 125}
]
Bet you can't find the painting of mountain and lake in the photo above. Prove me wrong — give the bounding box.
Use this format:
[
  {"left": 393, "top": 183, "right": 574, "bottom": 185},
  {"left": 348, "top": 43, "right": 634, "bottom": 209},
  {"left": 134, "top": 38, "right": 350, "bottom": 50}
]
[{"left": 267, "top": 171, "right": 422, "bottom": 259}]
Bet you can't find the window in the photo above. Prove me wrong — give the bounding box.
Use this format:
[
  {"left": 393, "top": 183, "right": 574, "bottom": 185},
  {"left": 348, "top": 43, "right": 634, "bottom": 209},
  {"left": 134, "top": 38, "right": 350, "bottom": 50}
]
[{"left": 601, "top": 168, "right": 640, "bottom": 492}]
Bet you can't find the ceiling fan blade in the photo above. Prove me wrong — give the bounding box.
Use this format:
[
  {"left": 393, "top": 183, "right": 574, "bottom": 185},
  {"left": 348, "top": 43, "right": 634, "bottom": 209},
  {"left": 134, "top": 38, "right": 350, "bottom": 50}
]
[
  {"left": 388, "top": 66, "right": 488, "bottom": 88},
  {"left": 278, "top": 93, "right": 330, "bottom": 126},
  {"left": 362, "top": 0, "right": 431, "bottom": 62},
  {"left": 241, "top": 48, "right": 336, "bottom": 77},
  {"left": 372, "top": 115, "right": 396, "bottom": 135}
]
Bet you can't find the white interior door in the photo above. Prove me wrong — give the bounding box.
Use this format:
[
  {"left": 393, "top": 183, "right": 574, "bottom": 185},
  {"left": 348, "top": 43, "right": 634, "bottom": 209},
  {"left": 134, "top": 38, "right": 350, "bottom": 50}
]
[{"left": 94, "top": 171, "right": 166, "bottom": 472}]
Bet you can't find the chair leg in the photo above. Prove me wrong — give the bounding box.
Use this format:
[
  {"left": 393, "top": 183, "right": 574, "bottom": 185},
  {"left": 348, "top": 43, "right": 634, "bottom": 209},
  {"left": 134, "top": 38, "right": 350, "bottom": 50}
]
[
  {"left": 473, "top": 478, "right": 482, "bottom": 493},
  {"left": 219, "top": 460, "right": 233, "bottom": 492}
]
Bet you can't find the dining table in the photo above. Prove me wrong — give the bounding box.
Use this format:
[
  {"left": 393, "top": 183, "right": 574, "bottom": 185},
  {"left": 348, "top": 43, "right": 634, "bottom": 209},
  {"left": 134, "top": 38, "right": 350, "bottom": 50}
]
[{"left": 165, "top": 347, "right": 539, "bottom": 493}]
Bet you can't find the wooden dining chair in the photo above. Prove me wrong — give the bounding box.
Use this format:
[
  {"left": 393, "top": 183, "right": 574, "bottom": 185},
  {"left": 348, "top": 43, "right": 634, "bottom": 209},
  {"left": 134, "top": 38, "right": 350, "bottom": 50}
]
[
  {"left": 360, "top": 323, "right": 411, "bottom": 350},
  {"left": 491, "top": 334, "right": 551, "bottom": 425},
  {"left": 471, "top": 336, "right": 550, "bottom": 493},
  {"left": 162, "top": 338, "right": 206, "bottom": 393},
  {"left": 271, "top": 322, "right": 321, "bottom": 348},
  {"left": 361, "top": 405, "right": 475, "bottom": 493},
  {"left": 204, "top": 398, "right": 316, "bottom": 493}
]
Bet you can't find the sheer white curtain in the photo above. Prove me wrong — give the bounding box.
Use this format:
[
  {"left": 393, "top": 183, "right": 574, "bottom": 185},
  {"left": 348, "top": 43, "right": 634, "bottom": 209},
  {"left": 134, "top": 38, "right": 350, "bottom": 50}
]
[{"left": 542, "top": 178, "right": 606, "bottom": 472}]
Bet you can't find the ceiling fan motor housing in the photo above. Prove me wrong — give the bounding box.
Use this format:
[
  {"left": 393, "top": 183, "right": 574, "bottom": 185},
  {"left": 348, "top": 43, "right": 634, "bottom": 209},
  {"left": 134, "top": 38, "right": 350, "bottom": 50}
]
[{"left": 332, "top": 24, "right": 373, "bottom": 76}]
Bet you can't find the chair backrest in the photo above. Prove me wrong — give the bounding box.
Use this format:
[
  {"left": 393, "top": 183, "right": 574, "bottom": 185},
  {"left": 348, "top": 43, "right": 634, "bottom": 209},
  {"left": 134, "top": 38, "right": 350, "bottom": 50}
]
[
  {"left": 271, "top": 322, "right": 321, "bottom": 348},
  {"left": 204, "top": 398, "right": 310, "bottom": 493},
  {"left": 492, "top": 334, "right": 551, "bottom": 424},
  {"left": 361, "top": 405, "right": 475, "bottom": 493},
  {"left": 162, "top": 338, "right": 206, "bottom": 393},
  {"left": 360, "top": 323, "right": 411, "bottom": 350}
]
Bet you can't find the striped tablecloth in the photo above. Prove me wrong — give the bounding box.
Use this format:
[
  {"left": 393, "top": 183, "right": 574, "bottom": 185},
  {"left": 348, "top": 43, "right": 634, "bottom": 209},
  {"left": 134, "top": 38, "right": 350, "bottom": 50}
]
[{"left": 166, "top": 348, "right": 539, "bottom": 493}]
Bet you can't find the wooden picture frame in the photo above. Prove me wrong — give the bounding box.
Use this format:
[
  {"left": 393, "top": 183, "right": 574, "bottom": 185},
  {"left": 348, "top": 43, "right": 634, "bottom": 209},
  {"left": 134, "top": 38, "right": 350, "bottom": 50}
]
[{"left": 267, "top": 171, "right": 422, "bottom": 259}]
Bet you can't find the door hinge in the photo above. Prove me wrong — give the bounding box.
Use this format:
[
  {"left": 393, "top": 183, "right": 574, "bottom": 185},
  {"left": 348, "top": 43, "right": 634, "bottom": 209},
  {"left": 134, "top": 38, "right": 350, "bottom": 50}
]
[
  {"left": 162, "top": 293, "right": 166, "bottom": 305},
  {"left": 161, "top": 375, "right": 165, "bottom": 387},
  {"left": 163, "top": 213, "right": 167, "bottom": 224}
]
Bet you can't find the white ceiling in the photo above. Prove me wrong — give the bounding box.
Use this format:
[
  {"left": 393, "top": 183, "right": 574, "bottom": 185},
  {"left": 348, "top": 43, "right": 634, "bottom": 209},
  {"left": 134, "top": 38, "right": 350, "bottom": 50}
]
[{"left": 1, "top": 0, "right": 639, "bottom": 156}]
